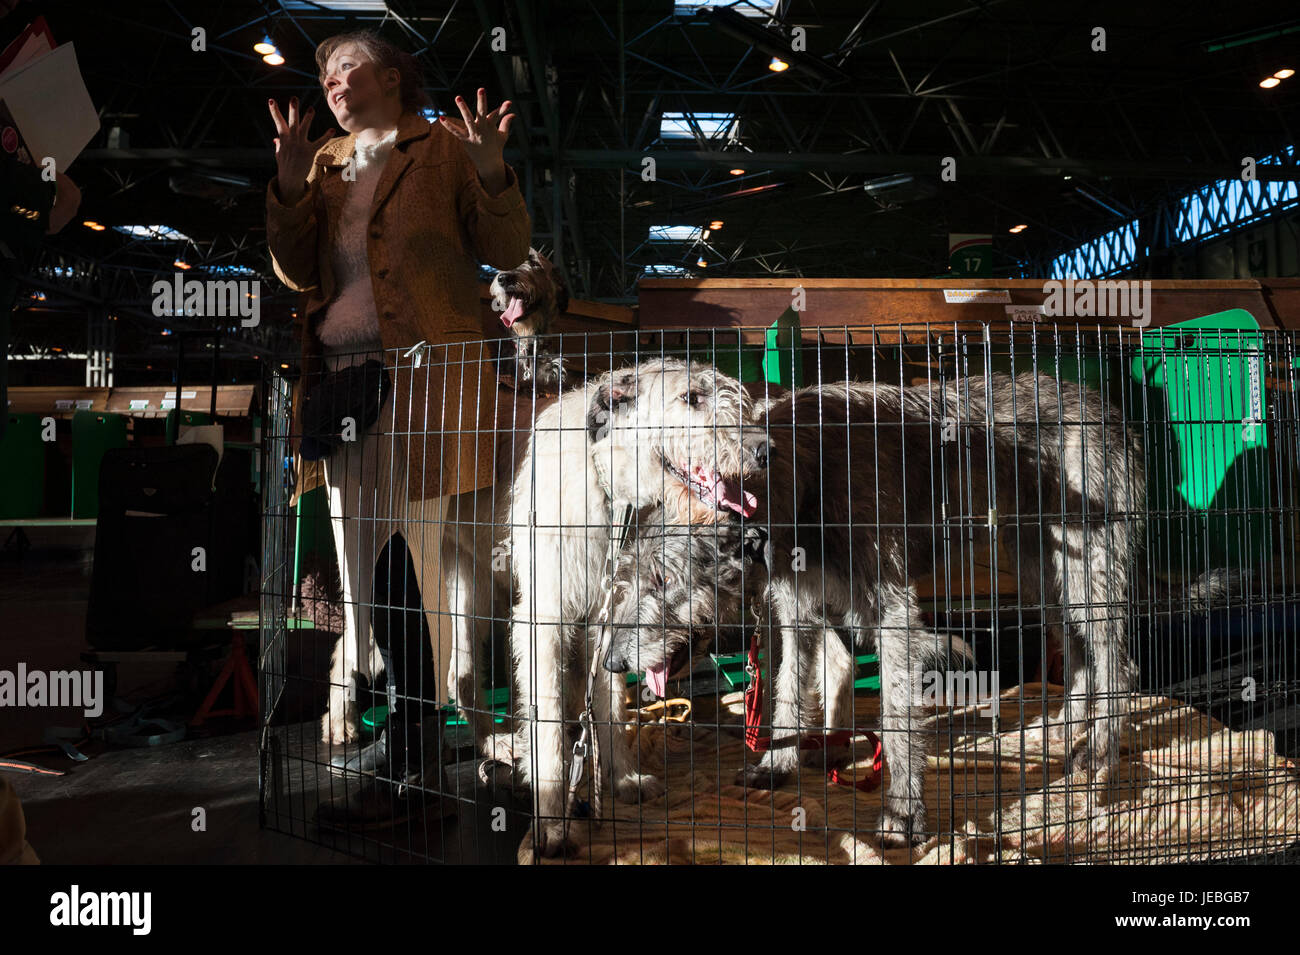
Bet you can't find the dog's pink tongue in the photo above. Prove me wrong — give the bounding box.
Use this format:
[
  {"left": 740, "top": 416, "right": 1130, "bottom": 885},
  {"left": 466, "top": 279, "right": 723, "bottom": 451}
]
[
  {"left": 713, "top": 475, "right": 757, "bottom": 517},
  {"left": 645, "top": 663, "right": 669, "bottom": 698},
  {"left": 500, "top": 297, "right": 525, "bottom": 327}
]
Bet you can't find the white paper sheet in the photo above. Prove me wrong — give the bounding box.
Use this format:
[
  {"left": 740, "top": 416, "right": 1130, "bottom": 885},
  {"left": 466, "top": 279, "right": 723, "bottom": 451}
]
[{"left": 0, "top": 42, "right": 98, "bottom": 170}]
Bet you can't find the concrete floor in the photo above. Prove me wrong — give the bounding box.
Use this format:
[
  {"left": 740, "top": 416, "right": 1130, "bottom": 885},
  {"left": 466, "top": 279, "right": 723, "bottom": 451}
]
[{"left": 1, "top": 527, "right": 352, "bottom": 863}]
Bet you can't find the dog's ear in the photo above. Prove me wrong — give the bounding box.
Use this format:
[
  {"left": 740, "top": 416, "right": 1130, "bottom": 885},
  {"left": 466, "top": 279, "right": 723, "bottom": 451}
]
[
  {"left": 741, "top": 525, "right": 769, "bottom": 567},
  {"left": 586, "top": 375, "right": 636, "bottom": 441}
]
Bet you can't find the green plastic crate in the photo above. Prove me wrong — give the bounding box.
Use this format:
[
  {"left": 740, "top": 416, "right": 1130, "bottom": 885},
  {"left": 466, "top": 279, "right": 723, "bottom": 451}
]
[
  {"left": 0, "top": 413, "right": 45, "bottom": 519},
  {"left": 71, "top": 411, "right": 128, "bottom": 519},
  {"left": 763, "top": 306, "right": 804, "bottom": 388},
  {"left": 1131, "top": 309, "right": 1271, "bottom": 573}
]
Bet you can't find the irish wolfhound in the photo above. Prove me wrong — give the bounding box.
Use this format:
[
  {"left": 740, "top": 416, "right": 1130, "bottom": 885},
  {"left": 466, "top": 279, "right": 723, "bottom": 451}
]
[
  {"left": 734, "top": 372, "right": 1144, "bottom": 847},
  {"left": 322, "top": 486, "right": 511, "bottom": 761},
  {"left": 489, "top": 248, "right": 570, "bottom": 392},
  {"left": 505, "top": 357, "right": 761, "bottom": 858},
  {"left": 599, "top": 513, "right": 871, "bottom": 774},
  {"left": 599, "top": 512, "right": 751, "bottom": 693}
]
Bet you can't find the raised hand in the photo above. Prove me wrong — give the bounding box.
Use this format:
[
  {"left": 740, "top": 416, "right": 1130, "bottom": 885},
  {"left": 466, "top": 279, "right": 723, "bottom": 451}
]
[
  {"left": 269, "top": 96, "right": 335, "bottom": 205},
  {"left": 438, "top": 88, "right": 515, "bottom": 191}
]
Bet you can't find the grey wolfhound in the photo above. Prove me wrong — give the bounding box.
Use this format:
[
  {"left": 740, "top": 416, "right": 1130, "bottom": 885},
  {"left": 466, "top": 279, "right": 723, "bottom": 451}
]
[
  {"left": 504, "top": 358, "right": 761, "bottom": 858},
  {"left": 737, "top": 372, "right": 1144, "bottom": 846},
  {"left": 598, "top": 512, "right": 881, "bottom": 788},
  {"left": 599, "top": 511, "right": 752, "bottom": 692},
  {"left": 595, "top": 369, "right": 1144, "bottom": 848}
]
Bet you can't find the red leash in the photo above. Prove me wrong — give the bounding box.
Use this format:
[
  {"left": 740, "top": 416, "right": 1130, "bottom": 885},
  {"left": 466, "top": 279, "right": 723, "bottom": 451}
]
[{"left": 743, "top": 628, "right": 884, "bottom": 792}]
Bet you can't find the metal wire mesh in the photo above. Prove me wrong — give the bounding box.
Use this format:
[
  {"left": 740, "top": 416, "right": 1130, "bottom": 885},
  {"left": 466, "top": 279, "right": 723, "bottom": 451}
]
[{"left": 259, "top": 322, "right": 1300, "bottom": 864}]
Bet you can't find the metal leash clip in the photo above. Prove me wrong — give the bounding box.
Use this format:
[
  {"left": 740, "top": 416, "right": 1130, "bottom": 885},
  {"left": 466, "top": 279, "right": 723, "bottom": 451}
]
[{"left": 569, "top": 717, "right": 590, "bottom": 790}]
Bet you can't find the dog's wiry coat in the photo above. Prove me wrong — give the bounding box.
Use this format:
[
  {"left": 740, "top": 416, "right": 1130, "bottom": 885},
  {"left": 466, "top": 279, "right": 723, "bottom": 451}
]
[{"left": 740, "top": 372, "right": 1143, "bottom": 846}]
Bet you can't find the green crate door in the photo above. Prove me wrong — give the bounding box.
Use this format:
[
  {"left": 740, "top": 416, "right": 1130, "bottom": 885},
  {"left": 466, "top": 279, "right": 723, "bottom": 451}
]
[
  {"left": 1131, "top": 309, "right": 1270, "bottom": 573},
  {"left": 71, "top": 411, "right": 128, "bottom": 519},
  {"left": 764, "top": 307, "right": 803, "bottom": 388},
  {"left": 0, "top": 414, "right": 45, "bottom": 519}
]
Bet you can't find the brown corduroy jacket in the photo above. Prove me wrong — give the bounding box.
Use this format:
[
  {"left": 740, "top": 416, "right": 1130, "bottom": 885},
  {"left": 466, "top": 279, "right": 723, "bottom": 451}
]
[{"left": 266, "top": 110, "right": 531, "bottom": 504}]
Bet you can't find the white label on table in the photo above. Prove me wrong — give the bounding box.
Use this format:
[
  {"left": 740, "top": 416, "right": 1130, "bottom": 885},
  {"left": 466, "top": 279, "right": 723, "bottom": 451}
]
[
  {"left": 164, "top": 390, "right": 198, "bottom": 400},
  {"left": 943, "top": 289, "right": 1011, "bottom": 304},
  {"left": 1005, "top": 304, "right": 1044, "bottom": 322},
  {"left": 129, "top": 399, "right": 151, "bottom": 411},
  {"left": 55, "top": 399, "right": 73, "bottom": 410},
  {"left": 75, "top": 399, "right": 94, "bottom": 410}
]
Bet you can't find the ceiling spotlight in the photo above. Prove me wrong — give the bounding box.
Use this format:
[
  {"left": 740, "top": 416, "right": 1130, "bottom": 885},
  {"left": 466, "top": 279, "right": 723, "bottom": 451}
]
[
  {"left": 1063, "top": 174, "right": 1073, "bottom": 181},
  {"left": 768, "top": 57, "right": 789, "bottom": 72},
  {"left": 696, "top": 256, "right": 708, "bottom": 267},
  {"left": 254, "top": 36, "right": 277, "bottom": 55},
  {"left": 709, "top": 219, "right": 724, "bottom": 230},
  {"left": 702, "top": 229, "right": 711, "bottom": 239},
  {"left": 83, "top": 220, "right": 105, "bottom": 231},
  {"left": 263, "top": 52, "right": 285, "bottom": 66},
  {"left": 1275, "top": 68, "right": 1295, "bottom": 79},
  {"left": 1260, "top": 76, "right": 1281, "bottom": 88},
  {"left": 729, "top": 168, "right": 745, "bottom": 176},
  {"left": 173, "top": 259, "right": 191, "bottom": 270},
  {"left": 1009, "top": 224, "right": 1028, "bottom": 234}
]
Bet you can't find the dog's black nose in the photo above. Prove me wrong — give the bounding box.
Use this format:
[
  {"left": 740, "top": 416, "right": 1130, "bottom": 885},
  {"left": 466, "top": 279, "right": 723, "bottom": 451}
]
[
  {"left": 603, "top": 643, "right": 629, "bottom": 673},
  {"left": 751, "top": 439, "right": 771, "bottom": 469}
]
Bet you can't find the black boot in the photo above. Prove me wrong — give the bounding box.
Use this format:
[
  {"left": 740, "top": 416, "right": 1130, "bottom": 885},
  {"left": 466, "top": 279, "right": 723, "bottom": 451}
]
[
  {"left": 314, "top": 716, "right": 451, "bottom": 831},
  {"left": 328, "top": 728, "right": 389, "bottom": 776}
]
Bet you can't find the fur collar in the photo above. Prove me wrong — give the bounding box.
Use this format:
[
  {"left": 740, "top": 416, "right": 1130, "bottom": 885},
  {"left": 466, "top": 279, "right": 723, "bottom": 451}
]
[{"left": 314, "top": 110, "right": 432, "bottom": 167}]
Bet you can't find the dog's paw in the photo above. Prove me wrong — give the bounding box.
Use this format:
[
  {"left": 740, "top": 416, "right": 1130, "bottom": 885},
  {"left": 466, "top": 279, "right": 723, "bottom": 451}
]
[
  {"left": 615, "top": 772, "right": 666, "bottom": 804},
  {"left": 1024, "top": 712, "right": 1070, "bottom": 741},
  {"left": 1067, "top": 736, "right": 1109, "bottom": 776},
  {"left": 480, "top": 731, "right": 523, "bottom": 765},
  {"left": 321, "top": 707, "right": 355, "bottom": 746},
  {"left": 519, "top": 823, "right": 578, "bottom": 862},
  {"left": 877, "top": 805, "right": 925, "bottom": 849},
  {"left": 737, "top": 761, "right": 790, "bottom": 790}
]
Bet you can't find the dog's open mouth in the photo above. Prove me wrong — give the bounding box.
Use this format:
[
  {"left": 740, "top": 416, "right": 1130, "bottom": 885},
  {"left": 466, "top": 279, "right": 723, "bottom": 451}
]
[
  {"left": 663, "top": 458, "right": 757, "bottom": 517},
  {"left": 643, "top": 644, "right": 691, "bottom": 698},
  {"left": 500, "top": 295, "right": 528, "bottom": 328}
]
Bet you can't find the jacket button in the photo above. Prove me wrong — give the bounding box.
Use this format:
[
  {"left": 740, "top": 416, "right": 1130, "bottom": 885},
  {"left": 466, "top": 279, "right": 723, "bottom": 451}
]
[
  {"left": 371, "top": 230, "right": 382, "bottom": 239},
  {"left": 383, "top": 311, "right": 394, "bottom": 320},
  {"left": 377, "top": 268, "right": 389, "bottom": 278}
]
